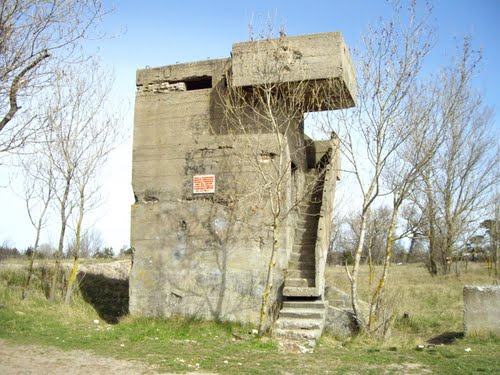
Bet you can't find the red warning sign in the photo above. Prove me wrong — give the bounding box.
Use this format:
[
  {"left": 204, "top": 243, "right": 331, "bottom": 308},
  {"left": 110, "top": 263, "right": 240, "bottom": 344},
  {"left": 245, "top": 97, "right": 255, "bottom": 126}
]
[{"left": 193, "top": 174, "right": 215, "bottom": 194}]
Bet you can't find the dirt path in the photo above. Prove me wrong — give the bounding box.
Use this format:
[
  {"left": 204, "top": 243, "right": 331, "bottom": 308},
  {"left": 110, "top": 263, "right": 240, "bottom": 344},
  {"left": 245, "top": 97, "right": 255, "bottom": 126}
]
[
  {"left": 0, "top": 339, "right": 159, "bottom": 374},
  {"left": 0, "top": 339, "right": 216, "bottom": 375}
]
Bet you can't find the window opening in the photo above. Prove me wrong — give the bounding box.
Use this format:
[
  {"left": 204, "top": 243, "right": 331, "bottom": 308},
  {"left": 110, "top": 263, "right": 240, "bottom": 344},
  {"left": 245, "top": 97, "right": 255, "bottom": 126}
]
[{"left": 168, "top": 76, "right": 212, "bottom": 91}]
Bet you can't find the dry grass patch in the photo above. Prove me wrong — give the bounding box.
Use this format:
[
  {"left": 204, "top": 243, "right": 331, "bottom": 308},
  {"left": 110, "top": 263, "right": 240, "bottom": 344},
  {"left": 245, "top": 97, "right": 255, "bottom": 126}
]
[{"left": 325, "top": 262, "right": 495, "bottom": 345}]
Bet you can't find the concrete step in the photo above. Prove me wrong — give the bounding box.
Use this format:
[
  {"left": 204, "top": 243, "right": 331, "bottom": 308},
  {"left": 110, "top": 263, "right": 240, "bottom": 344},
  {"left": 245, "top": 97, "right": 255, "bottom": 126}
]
[
  {"left": 294, "top": 237, "right": 316, "bottom": 246},
  {"left": 274, "top": 328, "right": 322, "bottom": 341},
  {"left": 294, "top": 231, "right": 318, "bottom": 242},
  {"left": 290, "top": 252, "right": 315, "bottom": 263},
  {"left": 302, "top": 193, "right": 324, "bottom": 202},
  {"left": 299, "top": 210, "right": 321, "bottom": 218},
  {"left": 298, "top": 209, "right": 320, "bottom": 217},
  {"left": 299, "top": 202, "right": 321, "bottom": 210},
  {"left": 277, "top": 318, "right": 323, "bottom": 330},
  {"left": 283, "top": 286, "right": 319, "bottom": 297},
  {"left": 282, "top": 300, "right": 327, "bottom": 310},
  {"left": 285, "top": 278, "right": 315, "bottom": 288},
  {"left": 294, "top": 227, "right": 317, "bottom": 236},
  {"left": 304, "top": 189, "right": 324, "bottom": 198},
  {"left": 279, "top": 308, "right": 325, "bottom": 320},
  {"left": 300, "top": 196, "right": 321, "bottom": 204},
  {"left": 301, "top": 191, "right": 322, "bottom": 198},
  {"left": 300, "top": 196, "right": 323, "bottom": 204},
  {"left": 273, "top": 293, "right": 328, "bottom": 351},
  {"left": 299, "top": 212, "right": 321, "bottom": 219},
  {"left": 292, "top": 243, "right": 315, "bottom": 251},
  {"left": 296, "top": 220, "right": 319, "bottom": 230},
  {"left": 287, "top": 269, "right": 315, "bottom": 279},
  {"left": 288, "top": 260, "right": 315, "bottom": 271},
  {"left": 295, "top": 226, "right": 318, "bottom": 235},
  {"left": 294, "top": 233, "right": 318, "bottom": 247}
]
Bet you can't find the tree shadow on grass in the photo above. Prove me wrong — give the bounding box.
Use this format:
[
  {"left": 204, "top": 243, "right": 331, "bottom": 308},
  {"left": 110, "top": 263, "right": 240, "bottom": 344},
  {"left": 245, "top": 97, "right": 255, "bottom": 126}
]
[
  {"left": 427, "top": 331, "right": 464, "bottom": 345},
  {"left": 77, "top": 272, "right": 129, "bottom": 324}
]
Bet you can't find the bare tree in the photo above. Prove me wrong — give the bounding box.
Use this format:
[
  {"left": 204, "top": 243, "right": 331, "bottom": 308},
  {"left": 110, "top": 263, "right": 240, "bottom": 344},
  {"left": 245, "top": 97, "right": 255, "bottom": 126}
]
[
  {"left": 64, "top": 82, "right": 119, "bottom": 303},
  {"left": 17, "top": 151, "right": 55, "bottom": 299},
  {"left": 40, "top": 60, "right": 119, "bottom": 301},
  {"left": 0, "top": 0, "right": 108, "bottom": 153},
  {"left": 317, "top": 1, "right": 435, "bottom": 331},
  {"left": 366, "top": 84, "right": 442, "bottom": 334},
  {"left": 408, "top": 40, "right": 498, "bottom": 275},
  {"left": 344, "top": 206, "right": 392, "bottom": 267}
]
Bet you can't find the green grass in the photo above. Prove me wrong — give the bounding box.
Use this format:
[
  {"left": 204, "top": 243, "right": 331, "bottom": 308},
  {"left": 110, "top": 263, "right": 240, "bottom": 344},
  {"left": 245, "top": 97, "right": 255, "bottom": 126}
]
[{"left": 0, "top": 261, "right": 498, "bottom": 374}]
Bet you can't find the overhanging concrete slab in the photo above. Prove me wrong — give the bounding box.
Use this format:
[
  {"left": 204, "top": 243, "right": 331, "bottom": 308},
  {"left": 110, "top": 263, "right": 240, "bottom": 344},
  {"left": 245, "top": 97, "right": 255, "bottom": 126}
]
[{"left": 231, "top": 32, "right": 356, "bottom": 109}]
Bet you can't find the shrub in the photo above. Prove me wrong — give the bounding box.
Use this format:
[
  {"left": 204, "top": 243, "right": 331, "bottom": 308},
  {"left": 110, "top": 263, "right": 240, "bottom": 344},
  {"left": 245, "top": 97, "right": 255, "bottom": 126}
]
[{"left": 94, "top": 247, "right": 114, "bottom": 259}]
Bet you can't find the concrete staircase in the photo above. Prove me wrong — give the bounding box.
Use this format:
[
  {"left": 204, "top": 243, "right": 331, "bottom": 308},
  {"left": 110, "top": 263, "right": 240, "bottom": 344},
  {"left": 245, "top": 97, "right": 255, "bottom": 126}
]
[
  {"left": 275, "top": 169, "right": 328, "bottom": 350},
  {"left": 283, "top": 170, "right": 323, "bottom": 297},
  {"left": 274, "top": 299, "right": 328, "bottom": 351}
]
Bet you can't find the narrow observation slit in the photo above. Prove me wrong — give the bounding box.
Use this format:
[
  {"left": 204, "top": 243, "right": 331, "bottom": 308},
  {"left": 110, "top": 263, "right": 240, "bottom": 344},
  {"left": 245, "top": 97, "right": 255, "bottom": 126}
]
[{"left": 182, "top": 76, "right": 213, "bottom": 90}]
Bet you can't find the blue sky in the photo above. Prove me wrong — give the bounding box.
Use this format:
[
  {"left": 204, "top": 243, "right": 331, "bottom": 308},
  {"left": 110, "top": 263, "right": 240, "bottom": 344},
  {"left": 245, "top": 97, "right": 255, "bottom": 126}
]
[
  {"left": 100, "top": 0, "right": 499, "bottom": 100},
  {"left": 1, "top": 0, "right": 498, "bottom": 251}
]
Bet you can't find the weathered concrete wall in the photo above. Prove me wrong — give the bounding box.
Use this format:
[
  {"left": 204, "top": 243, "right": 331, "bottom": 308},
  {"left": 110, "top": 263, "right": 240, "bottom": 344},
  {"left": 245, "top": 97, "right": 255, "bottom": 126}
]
[
  {"left": 463, "top": 285, "right": 500, "bottom": 335},
  {"left": 133, "top": 59, "right": 227, "bottom": 201},
  {"left": 131, "top": 57, "right": 295, "bottom": 324},
  {"left": 130, "top": 200, "right": 274, "bottom": 322},
  {"left": 314, "top": 137, "right": 340, "bottom": 296}
]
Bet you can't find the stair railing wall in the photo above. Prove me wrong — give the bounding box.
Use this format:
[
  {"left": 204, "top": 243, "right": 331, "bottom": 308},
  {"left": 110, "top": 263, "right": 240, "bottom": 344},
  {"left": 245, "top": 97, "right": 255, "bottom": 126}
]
[{"left": 314, "top": 137, "right": 340, "bottom": 297}]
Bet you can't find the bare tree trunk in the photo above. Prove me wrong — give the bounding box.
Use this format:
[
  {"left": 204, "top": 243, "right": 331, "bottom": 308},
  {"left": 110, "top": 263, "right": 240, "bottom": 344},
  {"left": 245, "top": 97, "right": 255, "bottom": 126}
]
[
  {"left": 350, "top": 210, "right": 368, "bottom": 330},
  {"left": 258, "top": 128, "right": 284, "bottom": 334},
  {"left": 423, "top": 172, "right": 438, "bottom": 276},
  {"left": 22, "top": 217, "right": 42, "bottom": 300},
  {"left": 369, "top": 207, "right": 398, "bottom": 332},
  {"left": 367, "top": 234, "right": 374, "bottom": 286},
  {"left": 258, "top": 217, "right": 279, "bottom": 335},
  {"left": 22, "top": 177, "right": 53, "bottom": 299},
  {"left": 65, "top": 193, "right": 85, "bottom": 303},
  {"left": 49, "top": 181, "right": 71, "bottom": 302}
]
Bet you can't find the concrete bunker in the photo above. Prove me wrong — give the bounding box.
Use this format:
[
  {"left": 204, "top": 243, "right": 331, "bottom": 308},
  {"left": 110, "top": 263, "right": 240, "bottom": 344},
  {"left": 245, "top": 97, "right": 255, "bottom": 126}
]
[{"left": 130, "top": 32, "right": 356, "bottom": 338}]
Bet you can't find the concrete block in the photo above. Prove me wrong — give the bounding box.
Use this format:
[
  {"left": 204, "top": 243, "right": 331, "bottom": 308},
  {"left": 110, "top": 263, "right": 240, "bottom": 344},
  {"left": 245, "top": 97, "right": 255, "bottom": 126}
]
[
  {"left": 464, "top": 285, "right": 500, "bottom": 335},
  {"left": 324, "top": 305, "right": 358, "bottom": 339},
  {"left": 274, "top": 328, "right": 322, "bottom": 340},
  {"left": 277, "top": 318, "right": 322, "bottom": 330},
  {"left": 231, "top": 32, "right": 356, "bottom": 109},
  {"left": 283, "top": 286, "right": 319, "bottom": 297},
  {"left": 323, "top": 286, "right": 369, "bottom": 338}
]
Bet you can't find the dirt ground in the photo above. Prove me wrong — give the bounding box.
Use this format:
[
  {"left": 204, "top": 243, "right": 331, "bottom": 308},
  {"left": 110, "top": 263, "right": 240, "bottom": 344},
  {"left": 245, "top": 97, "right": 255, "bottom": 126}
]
[{"left": 0, "top": 339, "right": 216, "bottom": 375}]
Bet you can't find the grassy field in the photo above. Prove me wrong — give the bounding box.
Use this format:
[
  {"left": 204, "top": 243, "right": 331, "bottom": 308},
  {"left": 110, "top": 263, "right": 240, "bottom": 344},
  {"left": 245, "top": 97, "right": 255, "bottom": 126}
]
[{"left": 0, "top": 260, "right": 498, "bottom": 374}]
